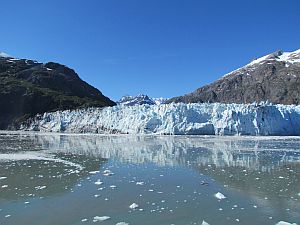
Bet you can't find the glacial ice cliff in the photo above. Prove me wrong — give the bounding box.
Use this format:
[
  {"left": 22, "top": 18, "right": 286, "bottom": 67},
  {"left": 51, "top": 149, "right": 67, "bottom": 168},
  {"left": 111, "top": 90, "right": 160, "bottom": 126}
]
[{"left": 22, "top": 103, "right": 300, "bottom": 135}]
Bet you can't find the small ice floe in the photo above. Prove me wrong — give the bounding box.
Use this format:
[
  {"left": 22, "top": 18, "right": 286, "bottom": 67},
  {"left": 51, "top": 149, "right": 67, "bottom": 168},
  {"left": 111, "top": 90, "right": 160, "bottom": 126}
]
[
  {"left": 0, "top": 176, "right": 7, "bottom": 180},
  {"left": 81, "top": 218, "right": 88, "bottom": 222},
  {"left": 214, "top": 192, "right": 226, "bottom": 200},
  {"left": 5, "top": 214, "right": 11, "bottom": 218},
  {"left": 102, "top": 170, "right": 114, "bottom": 176},
  {"left": 94, "top": 179, "right": 103, "bottom": 185},
  {"left": 89, "top": 171, "right": 100, "bottom": 174},
  {"left": 136, "top": 182, "right": 144, "bottom": 185},
  {"left": 276, "top": 221, "right": 298, "bottom": 225},
  {"left": 129, "top": 203, "right": 139, "bottom": 209},
  {"left": 1, "top": 185, "right": 8, "bottom": 188},
  {"left": 202, "top": 220, "right": 210, "bottom": 225},
  {"left": 110, "top": 185, "right": 117, "bottom": 189},
  {"left": 35, "top": 185, "right": 47, "bottom": 190},
  {"left": 94, "top": 194, "right": 100, "bottom": 198},
  {"left": 93, "top": 216, "right": 110, "bottom": 222},
  {"left": 200, "top": 181, "right": 209, "bottom": 186},
  {"left": 116, "top": 222, "right": 129, "bottom": 225},
  {"left": 24, "top": 201, "right": 30, "bottom": 204}
]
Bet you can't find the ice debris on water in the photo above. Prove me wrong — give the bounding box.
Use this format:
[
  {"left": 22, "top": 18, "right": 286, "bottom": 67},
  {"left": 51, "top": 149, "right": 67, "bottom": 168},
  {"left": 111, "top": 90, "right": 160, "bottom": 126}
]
[
  {"left": 276, "top": 221, "right": 298, "bottom": 225},
  {"left": 93, "top": 216, "right": 110, "bottom": 222},
  {"left": 214, "top": 192, "right": 227, "bottom": 200},
  {"left": 129, "top": 203, "right": 139, "bottom": 209},
  {"left": 94, "top": 179, "right": 103, "bottom": 185},
  {"left": 202, "top": 220, "right": 210, "bottom": 225},
  {"left": 116, "top": 222, "right": 129, "bottom": 225},
  {"left": 102, "top": 170, "right": 114, "bottom": 176}
]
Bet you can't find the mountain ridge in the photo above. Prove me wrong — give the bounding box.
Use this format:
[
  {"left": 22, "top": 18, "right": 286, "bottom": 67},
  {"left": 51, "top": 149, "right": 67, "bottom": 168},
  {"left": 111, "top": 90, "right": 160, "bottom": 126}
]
[
  {"left": 168, "top": 49, "right": 300, "bottom": 105},
  {"left": 117, "top": 94, "right": 167, "bottom": 106},
  {"left": 0, "top": 53, "right": 115, "bottom": 129}
]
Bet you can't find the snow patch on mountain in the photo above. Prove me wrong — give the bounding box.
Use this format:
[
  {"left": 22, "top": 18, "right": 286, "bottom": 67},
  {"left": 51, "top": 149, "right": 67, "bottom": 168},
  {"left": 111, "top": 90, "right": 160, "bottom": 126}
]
[
  {"left": 22, "top": 103, "right": 300, "bottom": 135},
  {"left": 223, "top": 49, "right": 300, "bottom": 78},
  {"left": 0, "top": 52, "right": 12, "bottom": 58},
  {"left": 117, "top": 94, "right": 167, "bottom": 106},
  {"left": 249, "top": 49, "right": 300, "bottom": 66}
]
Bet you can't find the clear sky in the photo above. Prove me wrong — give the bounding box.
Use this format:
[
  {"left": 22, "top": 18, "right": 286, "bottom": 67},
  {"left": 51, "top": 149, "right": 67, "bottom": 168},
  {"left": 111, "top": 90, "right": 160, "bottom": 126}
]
[{"left": 1, "top": 0, "right": 300, "bottom": 101}]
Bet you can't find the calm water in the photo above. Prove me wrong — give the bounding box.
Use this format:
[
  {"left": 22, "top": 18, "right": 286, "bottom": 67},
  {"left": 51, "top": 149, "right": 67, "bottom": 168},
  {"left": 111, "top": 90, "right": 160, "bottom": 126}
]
[{"left": 0, "top": 133, "right": 299, "bottom": 225}]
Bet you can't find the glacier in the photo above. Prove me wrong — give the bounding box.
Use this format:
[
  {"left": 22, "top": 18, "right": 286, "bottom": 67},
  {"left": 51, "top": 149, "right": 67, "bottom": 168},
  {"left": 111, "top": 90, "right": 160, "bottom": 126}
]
[{"left": 21, "top": 102, "right": 300, "bottom": 135}]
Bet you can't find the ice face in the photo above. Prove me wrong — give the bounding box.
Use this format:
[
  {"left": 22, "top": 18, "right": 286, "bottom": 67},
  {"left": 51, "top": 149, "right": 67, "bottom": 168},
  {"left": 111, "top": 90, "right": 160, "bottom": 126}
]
[{"left": 22, "top": 102, "right": 300, "bottom": 135}]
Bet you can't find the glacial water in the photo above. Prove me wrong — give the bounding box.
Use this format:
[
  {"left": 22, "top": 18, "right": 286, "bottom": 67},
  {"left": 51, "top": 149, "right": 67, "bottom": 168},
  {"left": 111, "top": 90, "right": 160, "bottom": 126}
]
[{"left": 0, "top": 132, "right": 299, "bottom": 225}]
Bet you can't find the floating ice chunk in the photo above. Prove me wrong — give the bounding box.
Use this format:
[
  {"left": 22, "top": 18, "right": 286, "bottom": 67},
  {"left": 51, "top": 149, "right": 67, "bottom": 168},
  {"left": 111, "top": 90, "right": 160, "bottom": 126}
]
[
  {"left": 0, "top": 152, "right": 83, "bottom": 170},
  {"left": 93, "top": 216, "right": 110, "bottom": 222},
  {"left": 129, "top": 203, "right": 139, "bottom": 209},
  {"left": 1, "top": 185, "right": 8, "bottom": 188},
  {"left": 5, "top": 215, "right": 11, "bottom": 218},
  {"left": 81, "top": 218, "right": 88, "bottom": 222},
  {"left": 110, "top": 185, "right": 117, "bottom": 188},
  {"left": 136, "top": 182, "right": 144, "bottom": 185},
  {"left": 102, "top": 170, "right": 114, "bottom": 176},
  {"left": 202, "top": 220, "right": 210, "bottom": 225},
  {"left": 89, "top": 171, "right": 100, "bottom": 174},
  {"left": 276, "top": 221, "right": 298, "bottom": 225},
  {"left": 35, "top": 185, "right": 47, "bottom": 190},
  {"left": 0, "top": 177, "right": 7, "bottom": 180},
  {"left": 215, "top": 192, "right": 226, "bottom": 200},
  {"left": 94, "top": 179, "right": 103, "bottom": 185},
  {"left": 116, "top": 222, "right": 129, "bottom": 225}
]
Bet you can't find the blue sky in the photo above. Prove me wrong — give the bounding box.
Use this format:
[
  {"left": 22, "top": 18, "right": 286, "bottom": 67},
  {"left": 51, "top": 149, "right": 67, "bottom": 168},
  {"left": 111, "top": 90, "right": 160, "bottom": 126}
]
[{"left": 1, "top": 0, "right": 300, "bottom": 101}]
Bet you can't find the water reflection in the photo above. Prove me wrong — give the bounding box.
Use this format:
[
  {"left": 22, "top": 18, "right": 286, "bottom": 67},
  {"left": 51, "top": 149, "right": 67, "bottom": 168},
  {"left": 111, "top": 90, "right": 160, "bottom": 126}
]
[
  {"left": 0, "top": 133, "right": 299, "bottom": 225},
  {"left": 27, "top": 134, "right": 300, "bottom": 170}
]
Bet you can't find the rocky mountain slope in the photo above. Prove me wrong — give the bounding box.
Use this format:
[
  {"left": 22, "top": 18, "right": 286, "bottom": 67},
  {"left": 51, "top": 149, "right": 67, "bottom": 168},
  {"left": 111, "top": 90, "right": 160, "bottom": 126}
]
[
  {"left": 117, "top": 94, "right": 167, "bottom": 106},
  {"left": 0, "top": 53, "right": 115, "bottom": 129},
  {"left": 169, "top": 49, "right": 300, "bottom": 105}
]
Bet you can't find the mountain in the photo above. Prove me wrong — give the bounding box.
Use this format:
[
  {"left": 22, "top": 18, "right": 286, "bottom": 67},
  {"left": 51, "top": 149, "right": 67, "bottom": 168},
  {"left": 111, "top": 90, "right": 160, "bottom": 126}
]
[
  {"left": 117, "top": 94, "right": 167, "bottom": 106},
  {"left": 169, "top": 49, "right": 300, "bottom": 105},
  {"left": 0, "top": 52, "right": 115, "bottom": 129}
]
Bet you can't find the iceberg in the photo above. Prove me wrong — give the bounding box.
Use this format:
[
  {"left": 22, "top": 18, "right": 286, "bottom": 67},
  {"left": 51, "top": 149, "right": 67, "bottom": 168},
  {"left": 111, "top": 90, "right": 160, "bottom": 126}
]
[{"left": 21, "top": 102, "right": 300, "bottom": 135}]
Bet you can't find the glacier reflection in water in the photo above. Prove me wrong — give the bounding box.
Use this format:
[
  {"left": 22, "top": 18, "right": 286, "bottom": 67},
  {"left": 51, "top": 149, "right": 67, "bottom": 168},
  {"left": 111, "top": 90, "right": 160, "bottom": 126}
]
[
  {"left": 0, "top": 133, "right": 299, "bottom": 225},
  {"left": 32, "top": 134, "right": 300, "bottom": 169}
]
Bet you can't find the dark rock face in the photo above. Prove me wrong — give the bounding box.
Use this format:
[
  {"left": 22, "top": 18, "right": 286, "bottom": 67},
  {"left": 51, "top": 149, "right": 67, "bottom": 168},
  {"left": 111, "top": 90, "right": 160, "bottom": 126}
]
[
  {"left": 0, "top": 56, "right": 115, "bottom": 129},
  {"left": 169, "top": 50, "right": 300, "bottom": 105}
]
